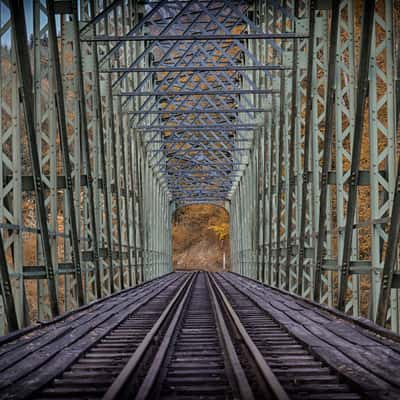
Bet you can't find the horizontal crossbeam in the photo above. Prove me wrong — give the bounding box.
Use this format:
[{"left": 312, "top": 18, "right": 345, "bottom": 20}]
[
  {"left": 146, "top": 139, "right": 252, "bottom": 144},
  {"left": 105, "top": 65, "right": 287, "bottom": 73},
  {"left": 128, "top": 108, "right": 270, "bottom": 115},
  {"left": 166, "top": 169, "right": 242, "bottom": 173},
  {"left": 176, "top": 199, "right": 225, "bottom": 202},
  {"left": 137, "top": 124, "right": 258, "bottom": 130},
  {"left": 149, "top": 148, "right": 250, "bottom": 154},
  {"left": 119, "top": 89, "right": 278, "bottom": 97},
  {"left": 83, "top": 33, "right": 307, "bottom": 42}
]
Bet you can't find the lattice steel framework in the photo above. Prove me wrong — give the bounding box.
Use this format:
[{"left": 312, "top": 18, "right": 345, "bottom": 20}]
[
  {"left": 0, "top": 0, "right": 400, "bottom": 335},
  {"left": 0, "top": 0, "right": 171, "bottom": 334},
  {"left": 231, "top": 0, "right": 400, "bottom": 333}
]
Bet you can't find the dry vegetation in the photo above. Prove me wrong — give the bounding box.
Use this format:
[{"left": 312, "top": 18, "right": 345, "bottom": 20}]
[{"left": 172, "top": 205, "right": 230, "bottom": 272}]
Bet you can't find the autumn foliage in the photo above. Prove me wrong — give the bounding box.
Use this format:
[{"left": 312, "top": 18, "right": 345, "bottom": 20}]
[{"left": 172, "top": 205, "right": 230, "bottom": 271}]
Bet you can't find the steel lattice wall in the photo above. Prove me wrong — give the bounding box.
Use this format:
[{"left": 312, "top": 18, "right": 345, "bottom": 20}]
[
  {"left": 0, "top": 0, "right": 172, "bottom": 334},
  {"left": 0, "top": 0, "right": 400, "bottom": 335},
  {"left": 231, "top": 0, "right": 400, "bottom": 333}
]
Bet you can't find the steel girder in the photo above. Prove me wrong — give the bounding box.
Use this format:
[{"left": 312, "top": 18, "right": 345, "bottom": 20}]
[
  {"left": 0, "top": 0, "right": 173, "bottom": 334},
  {"left": 88, "top": 0, "right": 280, "bottom": 206},
  {"left": 230, "top": 0, "right": 400, "bottom": 334}
]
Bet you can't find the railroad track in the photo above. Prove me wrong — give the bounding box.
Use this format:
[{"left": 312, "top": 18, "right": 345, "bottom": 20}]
[
  {"left": 0, "top": 272, "right": 191, "bottom": 400},
  {"left": 213, "top": 273, "right": 362, "bottom": 400},
  {"left": 104, "top": 271, "right": 289, "bottom": 400},
  {"left": 136, "top": 272, "right": 237, "bottom": 399},
  {"left": 104, "top": 271, "right": 400, "bottom": 400},
  {"left": 1, "top": 271, "right": 400, "bottom": 400},
  {"left": 215, "top": 272, "right": 400, "bottom": 400}
]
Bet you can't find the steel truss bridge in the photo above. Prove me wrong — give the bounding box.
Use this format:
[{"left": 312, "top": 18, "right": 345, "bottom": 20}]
[{"left": 0, "top": 0, "right": 400, "bottom": 342}]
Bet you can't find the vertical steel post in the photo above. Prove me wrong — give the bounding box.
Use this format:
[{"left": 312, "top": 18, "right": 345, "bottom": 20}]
[
  {"left": 285, "top": 2, "right": 299, "bottom": 291},
  {"left": 46, "top": 0, "right": 84, "bottom": 307},
  {"left": 89, "top": 1, "right": 115, "bottom": 294},
  {"left": 376, "top": 0, "right": 400, "bottom": 327},
  {"left": 72, "top": 0, "right": 102, "bottom": 299},
  {"left": 10, "top": 0, "right": 59, "bottom": 317},
  {"left": 297, "top": 0, "right": 316, "bottom": 296},
  {"left": 337, "top": 0, "right": 376, "bottom": 311},
  {"left": 0, "top": 233, "right": 19, "bottom": 331},
  {"left": 313, "top": 1, "right": 340, "bottom": 302}
]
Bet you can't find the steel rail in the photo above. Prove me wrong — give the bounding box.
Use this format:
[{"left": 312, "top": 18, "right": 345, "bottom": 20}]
[
  {"left": 205, "top": 273, "right": 255, "bottom": 400},
  {"left": 216, "top": 272, "right": 391, "bottom": 399},
  {"left": 208, "top": 273, "right": 290, "bottom": 400},
  {"left": 0, "top": 273, "right": 187, "bottom": 399},
  {"left": 134, "top": 272, "right": 255, "bottom": 400},
  {"left": 0, "top": 272, "right": 175, "bottom": 347},
  {"left": 133, "top": 275, "right": 196, "bottom": 400},
  {"left": 103, "top": 272, "right": 196, "bottom": 400}
]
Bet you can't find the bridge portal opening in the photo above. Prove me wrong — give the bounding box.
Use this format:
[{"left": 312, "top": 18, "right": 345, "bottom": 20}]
[{"left": 172, "top": 205, "right": 229, "bottom": 272}]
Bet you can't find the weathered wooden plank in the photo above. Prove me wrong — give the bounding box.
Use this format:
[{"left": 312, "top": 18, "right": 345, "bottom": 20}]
[
  {"left": 302, "top": 322, "right": 361, "bottom": 350},
  {"left": 232, "top": 272, "right": 400, "bottom": 344},
  {"left": 324, "top": 320, "right": 391, "bottom": 347},
  {"left": 0, "top": 326, "right": 72, "bottom": 373},
  {"left": 267, "top": 292, "right": 400, "bottom": 390},
  {"left": 313, "top": 345, "right": 399, "bottom": 400},
  {"left": 0, "top": 284, "right": 142, "bottom": 368},
  {"left": 0, "top": 273, "right": 176, "bottom": 362},
  {"left": 0, "top": 278, "right": 183, "bottom": 399},
  {"left": 0, "top": 304, "right": 106, "bottom": 361},
  {"left": 335, "top": 345, "right": 400, "bottom": 387},
  {"left": 299, "top": 309, "right": 333, "bottom": 325},
  {"left": 0, "top": 274, "right": 183, "bottom": 396},
  {"left": 281, "top": 300, "right": 310, "bottom": 312},
  {"left": 224, "top": 273, "right": 400, "bottom": 395},
  {"left": 277, "top": 323, "right": 331, "bottom": 349},
  {"left": 0, "top": 330, "right": 48, "bottom": 358},
  {"left": 352, "top": 326, "right": 400, "bottom": 354},
  {"left": 0, "top": 302, "right": 129, "bottom": 389}
]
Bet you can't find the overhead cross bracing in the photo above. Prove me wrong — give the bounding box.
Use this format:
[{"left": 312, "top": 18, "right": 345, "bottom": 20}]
[{"left": 83, "top": 0, "right": 288, "bottom": 206}]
